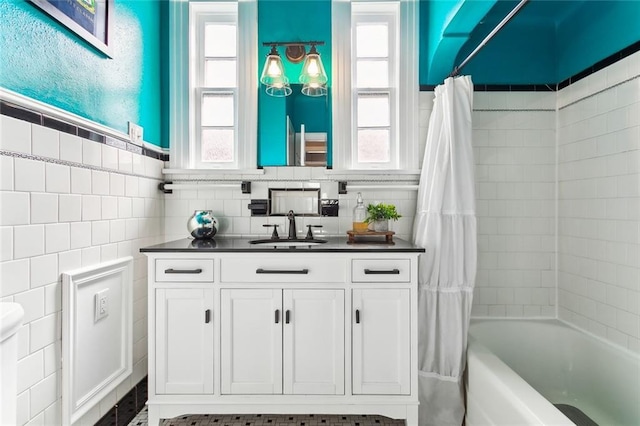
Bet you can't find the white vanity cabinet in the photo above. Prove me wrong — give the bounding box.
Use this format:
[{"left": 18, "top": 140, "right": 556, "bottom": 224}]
[
  {"left": 155, "top": 288, "right": 214, "bottom": 394},
  {"left": 142, "top": 241, "right": 422, "bottom": 426},
  {"left": 352, "top": 288, "right": 410, "bottom": 395},
  {"left": 221, "top": 288, "right": 344, "bottom": 395}
]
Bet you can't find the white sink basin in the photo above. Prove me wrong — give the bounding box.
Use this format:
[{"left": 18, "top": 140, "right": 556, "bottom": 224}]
[{"left": 249, "top": 239, "right": 328, "bottom": 247}]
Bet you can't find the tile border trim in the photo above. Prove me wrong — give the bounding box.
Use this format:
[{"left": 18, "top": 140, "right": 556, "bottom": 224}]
[
  {"left": 0, "top": 149, "right": 164, "bottom": 182},
  {"left": 0, "top": 89, "right": 169, "bottom": 162}
]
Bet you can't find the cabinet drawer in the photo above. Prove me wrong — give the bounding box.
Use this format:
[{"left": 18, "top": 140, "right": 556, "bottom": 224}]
[
  {"left": 155, "top": 259, "right": 214, "bottom": 282},
  {"left": 351, "top": 259, "right": 411, "bottom": 283},
  {"left": 221, "top": 257, "right": 346, "bottom": 283}
]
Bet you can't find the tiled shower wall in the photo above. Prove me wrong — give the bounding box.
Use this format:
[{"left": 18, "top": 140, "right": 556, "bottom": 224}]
[
  {"left": 557, "top": 51, "right": 640, "bottom": 352},
  {"left": 0, "top": 114, "right": 165, "bottom": 425},
  {"left": 471, "top": 92, "right": 557, "bottom": 317}
]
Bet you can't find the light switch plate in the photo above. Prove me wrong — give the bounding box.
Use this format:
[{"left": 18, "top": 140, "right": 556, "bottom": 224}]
[{"left": 128, "top": 122, "right": 143, "bottom": 145}]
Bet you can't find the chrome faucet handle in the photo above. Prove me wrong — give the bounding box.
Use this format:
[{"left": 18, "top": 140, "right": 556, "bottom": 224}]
[
  {"left": 262, "top": 224, "right": 280, "bottom": 240},
  {"left": 305, "top": 225, "right": 323, "bottom": 240}
]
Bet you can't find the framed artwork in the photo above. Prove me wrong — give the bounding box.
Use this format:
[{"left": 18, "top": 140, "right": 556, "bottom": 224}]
[{"left": 30, "top": 0, "right": 112, "bottom": 57}]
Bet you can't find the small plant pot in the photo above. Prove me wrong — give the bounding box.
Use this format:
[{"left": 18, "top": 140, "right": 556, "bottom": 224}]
[{"left": 369, "top": 220, "right": 389, "bottom": 232}]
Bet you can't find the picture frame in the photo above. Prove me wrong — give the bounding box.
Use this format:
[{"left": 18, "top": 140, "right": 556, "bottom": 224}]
[{"left": 30, "top": 0, "right": 112, "bottom": 57}]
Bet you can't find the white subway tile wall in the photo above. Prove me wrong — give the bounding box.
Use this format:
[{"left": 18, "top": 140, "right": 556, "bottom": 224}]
[
  {"left": 557, "top": 51, "right": 640, "bottom": 352},
  {"left": 162, "top": 174, "right": 419, "bottom": 243},
  {"left": 0, "top": 116, "right": 165, "bottom": 426},
  {"left": 471, "top": 91, "right": 558, "bottom": 318}
]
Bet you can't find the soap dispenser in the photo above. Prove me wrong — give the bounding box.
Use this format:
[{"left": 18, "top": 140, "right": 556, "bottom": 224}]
[{"left": 352, "top": 192, "right": 368, "bottom": 232}]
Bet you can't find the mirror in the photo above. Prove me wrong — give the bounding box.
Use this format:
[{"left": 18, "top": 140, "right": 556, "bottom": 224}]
[{"left": 258, "top": 84, "right": 331, "bottom": 167}]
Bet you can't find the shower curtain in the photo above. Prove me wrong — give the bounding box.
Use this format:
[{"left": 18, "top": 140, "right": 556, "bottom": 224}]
[{"left": 413, "top": 75, "right": 476, "bottom": 426}]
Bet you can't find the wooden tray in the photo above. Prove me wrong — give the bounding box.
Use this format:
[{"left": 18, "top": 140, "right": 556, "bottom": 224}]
[{"left": 347, "top": 230, "right": 395, "bottom": 245}]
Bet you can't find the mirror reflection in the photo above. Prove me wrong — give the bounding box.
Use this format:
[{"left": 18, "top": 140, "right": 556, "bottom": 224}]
[{"left": 258, "top": 84, "right": 331, "bottom": 167}]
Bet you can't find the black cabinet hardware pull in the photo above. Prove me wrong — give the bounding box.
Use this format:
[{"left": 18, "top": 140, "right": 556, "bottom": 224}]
[
  {"left": 205, "top": 309, "right": 211, "bottom": 324},
  {"left": 275, "top": 309, "right": 280, "bottom": 324},
  {"left": 164, "top": 268, "right": 203, "bottom": 274},
  {"left": 355, "top": 309, "right": 360, "bottom": 324},
  {"left": 285, "top": 310, "right": 291, "bottom": 324},
  {"left": 364, "top": 268, "right": 400, "bottom": 275},
  {"left": 256, "top": 268, "right": 309, "bottom": 274}
]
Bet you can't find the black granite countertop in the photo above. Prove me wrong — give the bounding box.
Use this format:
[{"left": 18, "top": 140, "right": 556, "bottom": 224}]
[{"left": 140, "top": 236, "right": 425, "bottom": 253}]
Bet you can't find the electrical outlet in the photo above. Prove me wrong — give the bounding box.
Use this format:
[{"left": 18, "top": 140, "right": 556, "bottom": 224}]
[
  {"left": 128, "top": 122, "right": 143, "bottom": 145},
  {"left": 94, "top": 288, "right": 109, "bottom": 322}
]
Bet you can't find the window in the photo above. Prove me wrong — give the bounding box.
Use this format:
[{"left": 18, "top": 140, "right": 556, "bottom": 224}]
[
  {"left": 332, "top": 0, "right": 418, "bottom": 171},
  {"left": 169, "top": 0, "right": 257, "bottom": 171}
]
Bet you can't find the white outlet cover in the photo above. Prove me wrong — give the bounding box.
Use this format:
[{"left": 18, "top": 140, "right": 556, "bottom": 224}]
[{"left": 94, "top": 288, "right": 109, "bottom": 322}]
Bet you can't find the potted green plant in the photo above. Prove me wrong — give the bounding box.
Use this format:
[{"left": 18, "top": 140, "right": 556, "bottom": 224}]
[{"left": 365, "top": 203, "right": 401, "bottom": 232}]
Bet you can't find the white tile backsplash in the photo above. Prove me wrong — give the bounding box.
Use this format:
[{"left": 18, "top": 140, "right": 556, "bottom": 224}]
[
  {"left": 58, "top": 133, "right": 83, "bottom": 163},
  {"left": 45, "top": 163, "right": 70, "bottom": 193},
  {"left": 0, "top": 226, "right": 14, "bottom": 261},
  {"left": 70, "top": 167, "right": 91, "bottom": 195},
  {"left": 1, "top": 115, "right": 32, "bottom": 154},
  {"left": 31, "top": 125, "right": 59, "bottom": 159},
  {"left": 58, "top": 194, "right": 82, "bottom": 222},
  {"left": 14, "top": 225, "right": 45, "bottom": 259},
  {"left": 0, "top": 115, "right": 165, "bottom": 425},
  {"left": 30, "top": 193, "right": 58, "bottom": 224},
  {"left": 102, "top": 144, "right": 119, "bottom": 170},
  {"left": 14, "top": 158, "right": 45, "bottom": 192},
  {"left": 82, "top": 138, "right": 102, "bottom": 167},
  {"left": 0, "top": 155, "right": 14, "bottom": 190},
  {"left": 92, "top": 170, "right": 110, "bottom": 195},
  {"left": 44, "top": 223, "right": 70, "bottom": 253},
  {"left": 17, "top": 351, "right": 44, "bottom": 393}
]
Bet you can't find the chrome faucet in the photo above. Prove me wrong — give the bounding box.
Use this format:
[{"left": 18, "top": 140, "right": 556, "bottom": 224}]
[{"left": 287, "top": 210, "right": 297, "bottom": 239}]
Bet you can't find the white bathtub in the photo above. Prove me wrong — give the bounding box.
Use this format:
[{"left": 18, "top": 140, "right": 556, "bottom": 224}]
[{"left": 466, "top": 319, "right": 639, "bottom": 426}]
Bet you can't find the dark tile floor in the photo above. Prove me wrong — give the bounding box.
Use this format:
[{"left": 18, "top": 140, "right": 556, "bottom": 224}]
[{"left": 128, "top": 409, "right": 406, "bottom": 426}]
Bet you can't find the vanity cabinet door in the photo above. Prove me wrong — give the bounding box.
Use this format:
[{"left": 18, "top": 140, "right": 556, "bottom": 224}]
[
  {"left": 221, "top": 289, "right": 283, "bottom": 394},
  {"left": 283, "top": 289, "right": 344, "bottom": 395},
  {"left": 155, "top": 288, "right": 214, "bottom": 394},
  {"left": 352, "top": 289, "right": 410, "bottom": 395}
]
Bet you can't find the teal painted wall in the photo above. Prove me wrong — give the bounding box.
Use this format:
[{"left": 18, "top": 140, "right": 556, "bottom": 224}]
[
  {"left": 556, "top": 1, "right": 640, "bottom": 82},
  {"left": 0, "top": 0, "right": 164, "bottom": 147},
  {"left": 257, "top": 0, "right": 332, "bottom": 167},
  {"left": 420, "top": 0, "right": 640, "bottom": 86}
]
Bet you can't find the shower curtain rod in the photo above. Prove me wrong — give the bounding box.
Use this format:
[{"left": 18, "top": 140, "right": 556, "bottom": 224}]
[{"left": 449, "top": 0, "right": 529, "bottom": 78}]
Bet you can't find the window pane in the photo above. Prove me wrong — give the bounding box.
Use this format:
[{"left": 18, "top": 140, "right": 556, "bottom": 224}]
[
  {"left": 356, "top": 24, "right": 388, "bottom": 58},
  {"left": 205, "top": 24, "right": 236, "bottom": 57},
  {"left": 357, "top": 94, "right": 390, "bottom": 127},
  {"left": 356, "top": 60, "right": 388, "bottom": 88},
  {"left": 205, "top": 60, "right": 236, "bottom": 87},
  {"left": 202, "top": 129, "right": 234, "bottom": 162},
  {"left": 357, "top": 129, "right": 390, "bottom": 163},
  {"left": 202, "top": 94, "right": 234, "bottom": 126}
]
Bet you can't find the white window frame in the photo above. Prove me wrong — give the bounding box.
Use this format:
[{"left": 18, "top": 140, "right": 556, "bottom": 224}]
[
  {"left": 169, "top": 0, "right": 258, "bottom": 171},
  {"left": 332, "top": 0, "right": 419, "bottom": 172}
]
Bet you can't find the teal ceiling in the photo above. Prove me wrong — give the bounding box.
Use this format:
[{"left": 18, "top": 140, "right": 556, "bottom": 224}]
[{"left": 420, "top": 0, "right": 640, "bottom": 86}]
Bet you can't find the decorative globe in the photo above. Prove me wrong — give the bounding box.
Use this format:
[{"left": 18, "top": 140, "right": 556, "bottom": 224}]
[{"left": 187, "top": 210, "right": 218, "bottom": 239}]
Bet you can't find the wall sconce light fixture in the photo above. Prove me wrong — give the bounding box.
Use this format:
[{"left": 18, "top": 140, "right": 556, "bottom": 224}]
[{"left": 260, "top": 41, "right": 327, "bottom": 97}]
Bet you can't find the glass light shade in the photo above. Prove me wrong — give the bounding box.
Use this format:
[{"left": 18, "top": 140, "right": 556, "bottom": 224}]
[
  {"left": 301, "top": 82, "right": 327, "bottom": 97},
  {"left": 260, "top": 46, "right": 288, "bottom": 86},
  {"left": 265, "top": 82, "right": 292, "bottom": 97},
  {"left": 299, "top": 45, "right": 328, "bottom": 85}
]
